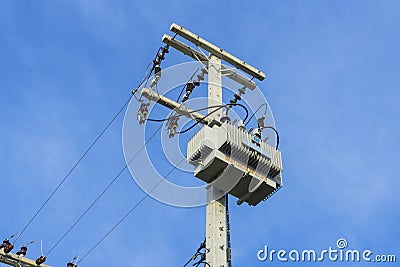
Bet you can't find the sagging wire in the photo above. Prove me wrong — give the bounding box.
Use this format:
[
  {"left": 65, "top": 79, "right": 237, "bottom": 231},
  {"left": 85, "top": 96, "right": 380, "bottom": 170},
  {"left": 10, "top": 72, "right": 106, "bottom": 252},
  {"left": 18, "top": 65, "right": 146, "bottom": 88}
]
[
  {"left": 177, "top": 103, "right": 249, "bottom": 135},
  {"left": 146, "top": 103, "right": 248, "bottom": 138},
  {"left": 14, "top": 93, "right": 136, "bottom": 244},
  {"left": 45, "top": 123, "right": 164, "bottom": 258},
  {"left": 44, "top": 85, "right": 174, "bottom": 257},
  {"left": 76, "top": 157, "right": 186, "bottom": 265},
  {"left": 244, "top": 103, "right": 268, "bottom": 126},
  {"left": 147, "top": 103, "right": 248, "bottom": 124},
  {"left": 259, "top": 126, "right": 280, "bottom": 149},
  {"left": 146, "top": 104, "right": 233, "bottom": 122}
]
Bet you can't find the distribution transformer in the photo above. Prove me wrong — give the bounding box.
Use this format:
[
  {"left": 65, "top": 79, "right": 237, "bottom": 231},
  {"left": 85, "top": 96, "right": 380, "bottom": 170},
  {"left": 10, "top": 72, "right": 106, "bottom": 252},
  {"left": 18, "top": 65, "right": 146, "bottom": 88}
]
[{"left": 187, "top": 121, "right": 283, "bottom": 206}]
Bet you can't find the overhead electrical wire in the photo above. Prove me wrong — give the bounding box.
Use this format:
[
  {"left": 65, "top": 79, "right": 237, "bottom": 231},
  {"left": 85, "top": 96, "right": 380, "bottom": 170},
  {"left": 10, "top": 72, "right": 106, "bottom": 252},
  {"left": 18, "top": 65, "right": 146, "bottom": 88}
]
[
  {"left": 46, "top": 83, "right": 197, "bottom": 255},
  {"left": 14, "top": 94, "right": 134, "bottom": 243},
  {"left": 77, "top": 157, "right": 185, "bottom": 265},
  {"left": 183, "top": 239, "right": 206, "bottom": 267},
  {"left": 176, "top": 107, "right": 223, "bottom": 134},
  {"left": 147, "top": 103, "right": 248, "bottom": 124},
  {"left": 176, "top": 69, "right": 200, "bottom": 102},
  {"left": 45, "top": 123, "right": 164, "bottom": 256},
  {"left": 244, "top": 103, "right": 280, "bottom": 149},
  {"left": 260, "top": 126, "right": 280, "bottom": 149},
  {"left": 244, "top": 103, "right": 268, "bottom": 126},
  {"left": 177, "top": 103, "right": 249, "bottom": 134},
  {"left": 14, "top": 43, "right": 168, "bottom": 243}
]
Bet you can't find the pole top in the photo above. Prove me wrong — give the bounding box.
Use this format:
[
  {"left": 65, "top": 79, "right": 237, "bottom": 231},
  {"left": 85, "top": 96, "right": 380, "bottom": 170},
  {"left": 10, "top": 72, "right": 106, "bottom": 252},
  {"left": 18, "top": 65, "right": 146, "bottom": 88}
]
[{"left": 169, "top": 23, "right": 266, "bottom": 81}]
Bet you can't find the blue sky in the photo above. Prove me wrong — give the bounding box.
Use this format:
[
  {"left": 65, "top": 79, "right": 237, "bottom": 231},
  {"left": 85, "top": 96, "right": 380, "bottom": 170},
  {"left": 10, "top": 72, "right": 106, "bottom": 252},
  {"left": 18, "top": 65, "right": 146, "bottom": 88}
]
[{"left": 1, "top": 1, "right": 399, "bottom": 266}]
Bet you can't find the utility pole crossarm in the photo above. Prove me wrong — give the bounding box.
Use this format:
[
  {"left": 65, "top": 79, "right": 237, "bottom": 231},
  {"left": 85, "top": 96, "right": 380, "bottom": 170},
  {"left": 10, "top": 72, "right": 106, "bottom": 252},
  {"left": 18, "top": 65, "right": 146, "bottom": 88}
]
[
  {"left": 170, "top": 23, "right": 266, "bottom": 81},
  {"left": 162, "top": 34, "right": 257, "bottom": 90},
  {"left": 141, "top": 87, "right": 221, "bottom": 127},
  {"left": 0, "top": 250, "right": 51, "bottom": 267}
]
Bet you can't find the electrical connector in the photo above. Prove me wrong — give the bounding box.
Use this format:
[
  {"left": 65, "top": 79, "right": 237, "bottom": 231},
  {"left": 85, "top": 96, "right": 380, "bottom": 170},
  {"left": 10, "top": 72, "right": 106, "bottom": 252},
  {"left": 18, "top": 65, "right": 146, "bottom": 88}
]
[
  {"left": 167, "top": 116, "right": 179, "bottom": 138},
  {"left": 137, "top": 102, "right": 149, "bottom": 125}
]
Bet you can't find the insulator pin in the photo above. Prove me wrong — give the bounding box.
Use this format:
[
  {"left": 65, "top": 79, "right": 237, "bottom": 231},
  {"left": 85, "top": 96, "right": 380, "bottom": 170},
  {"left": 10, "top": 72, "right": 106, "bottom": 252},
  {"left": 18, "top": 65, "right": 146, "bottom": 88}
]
[{"left": 35, "top": 256, "right": 47, "bottom": 265}]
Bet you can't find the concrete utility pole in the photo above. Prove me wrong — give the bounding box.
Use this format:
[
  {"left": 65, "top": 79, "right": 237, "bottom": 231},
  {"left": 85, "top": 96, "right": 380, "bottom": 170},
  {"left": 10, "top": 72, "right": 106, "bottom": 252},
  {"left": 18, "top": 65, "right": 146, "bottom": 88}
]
[
  {"left": 205, "top": 55, "right": 227, "bottom": 267},
  {"left": 140, "top": 23, "right": 278, "bottom": 267},
  {"left": 0, "top": 249, "right": 50, "bottom": 267}
]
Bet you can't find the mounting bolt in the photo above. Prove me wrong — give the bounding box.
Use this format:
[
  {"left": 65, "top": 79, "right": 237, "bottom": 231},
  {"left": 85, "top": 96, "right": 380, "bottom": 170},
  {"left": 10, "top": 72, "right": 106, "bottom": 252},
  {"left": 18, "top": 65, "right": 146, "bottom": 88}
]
[
  {"left": 219, "top": 244, "right": 225, "bottom": 249},
  {"left": 219, "top": 226, "right": 224, "bottom": 231}
]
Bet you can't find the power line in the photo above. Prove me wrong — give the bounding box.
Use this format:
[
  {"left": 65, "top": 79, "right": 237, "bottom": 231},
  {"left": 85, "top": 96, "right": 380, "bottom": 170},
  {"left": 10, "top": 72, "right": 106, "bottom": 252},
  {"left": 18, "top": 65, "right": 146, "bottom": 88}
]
[
  {"left": 15, "top": 94, "right": 134, "bottom": 243},
  {"left": 259, "top": 126, "right": 280, "bottom": 149},
  {"left": 77, "top": 158, "right": 184, "bottom": 264},
  {"left": 146, "top": 103, "right": 249, "bottom": 124},
  {"left": 183, "top": 239, "right": 206, "bottom": 267},
  {"left": 46, "top": 123, "right": 164, "bottom": 256},
  {"left": 177, "top": 103, "right": 249, "bottom": 134},
  {"left": 176, "top": 69, "right": 200, "bottom": 102},
  {"left": 244, "top": 103, "right": 268, "bottom": 126}
]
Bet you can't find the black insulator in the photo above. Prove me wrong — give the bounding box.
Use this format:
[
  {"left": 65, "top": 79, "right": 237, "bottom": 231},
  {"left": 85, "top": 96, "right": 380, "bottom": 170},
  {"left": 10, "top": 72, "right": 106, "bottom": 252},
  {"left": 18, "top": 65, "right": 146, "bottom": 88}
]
[
  {"left": 220, "top": 116, "right": 231, "bottom": 123},
  {"left": 234, "top": 94, "right": 241, "bottom": 100},
  {"left": 197, "top": 73, "right": 204, "bottom": 81},
  {"left": 193, "top": 80, "right": 200, "bottom": 87},
  {"left": 157, "top": 52, "right": 165, "bottom": 60},
  {"left": 154, "top": 65, "right": 162, "bottom": 76},
  {"left": 186, "top": 82, "right": 195, "bottom": 92},
  {"left": 35, "top": 256, "right": 47, "bottom": 265},
  {"left": 1, "top": 239, "right": 10, "bottom": 249},
  {"left": 153, "top": 58, "right": 160, "bottom": 65},
  {"left": 162, "top": 46, "right": 169, "bottom": 54},
  {"left": 16, "top": 246, "right": 27, "bottom": 256},
  {"left": 67, "top": 262, "right": 77, "bottom": 267},
  {"left": 182, "top": 94, "right": 189, "bottom": 102},
  {"left": 238, "top": 87, "right": 246, "bottom": 95},
  {"left": 230, "top": 99, "right": 237, "bottom": 104},
  {"left": 3, "top": 243, "right": 14, "bottom": 253}
]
